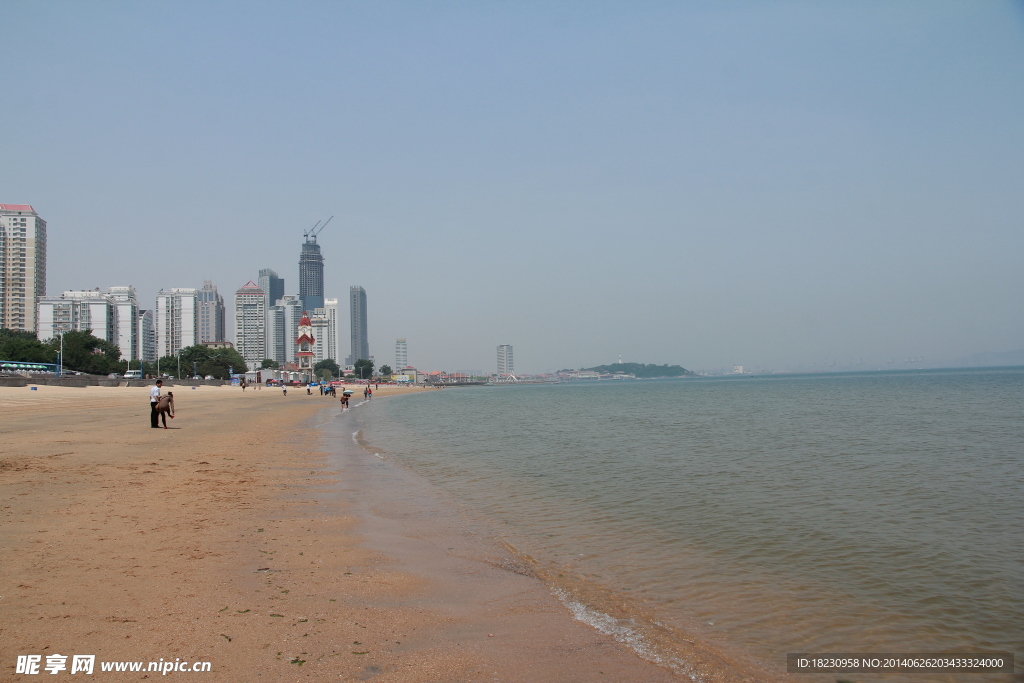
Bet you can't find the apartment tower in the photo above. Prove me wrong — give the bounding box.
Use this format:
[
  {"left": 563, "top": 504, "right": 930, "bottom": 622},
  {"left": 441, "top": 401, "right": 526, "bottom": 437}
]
[
  {"left": 155, "top": 288, "right": 198, "bottom": 358},
  {"left": 106, "top": 286, "right": 140, "bottom": 361},
  {"left": 234, "top": 281, "right": 267, "bottom": 371},
  {"left": 497, "top": 344, "right": 514, "bottom": 376},
  {"left": 0, "top": 204, "right": 46, "bottom": 333},
  {"left": 395, "top": 338, "right": 408, "bottom": 370}
]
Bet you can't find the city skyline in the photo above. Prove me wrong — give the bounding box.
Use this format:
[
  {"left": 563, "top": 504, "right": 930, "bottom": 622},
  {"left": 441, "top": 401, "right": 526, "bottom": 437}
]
[{"left": 3, "top": 4, "right": 1022, "bottom": 374}]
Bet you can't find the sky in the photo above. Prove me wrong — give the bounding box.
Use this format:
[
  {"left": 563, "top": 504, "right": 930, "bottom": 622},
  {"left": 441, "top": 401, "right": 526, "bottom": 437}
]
[{"left": 3, "top": 1, "right": 1023, "bottom": 374}]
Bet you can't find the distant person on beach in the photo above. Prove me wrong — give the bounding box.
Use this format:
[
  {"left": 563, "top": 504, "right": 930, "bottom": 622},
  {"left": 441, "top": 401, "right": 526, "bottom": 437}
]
[
  {"left": 150, "top": 380, "right": 163, "bottom": 428},
  {"left": 282, "top": 384, "right": 287, "bottom": 396},
  {"left": 155, "top": 392, "right": 175, "bottom": 428},
  {"left": 340, "top": 393, "right": 349, "bottom": 409}
]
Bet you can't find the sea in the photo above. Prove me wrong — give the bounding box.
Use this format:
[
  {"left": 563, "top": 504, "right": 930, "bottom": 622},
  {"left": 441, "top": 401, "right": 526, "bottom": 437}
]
[{"left": 358, "top": 367, "right": 1024, "bottom": 681}]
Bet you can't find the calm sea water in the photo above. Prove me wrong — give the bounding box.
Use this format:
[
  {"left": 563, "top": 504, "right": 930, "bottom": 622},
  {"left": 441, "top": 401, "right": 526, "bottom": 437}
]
[{"left": 363, "top": 368, "right": 1024, "bottom": 679}]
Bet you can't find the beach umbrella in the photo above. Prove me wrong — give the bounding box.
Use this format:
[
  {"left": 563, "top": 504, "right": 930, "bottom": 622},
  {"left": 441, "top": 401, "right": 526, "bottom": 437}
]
[{"left": 342, "top": 389, "right": 354, "bottom": 395}]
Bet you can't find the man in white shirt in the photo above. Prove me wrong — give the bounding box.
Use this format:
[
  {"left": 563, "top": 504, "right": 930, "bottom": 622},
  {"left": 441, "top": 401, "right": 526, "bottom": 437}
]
[{"left": 150, "top": 380, "right": 163, "bottom": 428}]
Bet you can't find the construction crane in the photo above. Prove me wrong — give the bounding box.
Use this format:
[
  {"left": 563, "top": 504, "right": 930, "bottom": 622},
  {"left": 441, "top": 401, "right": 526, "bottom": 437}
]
[{"left": 303, "top": 215, "right": 333, "bottom": 243}]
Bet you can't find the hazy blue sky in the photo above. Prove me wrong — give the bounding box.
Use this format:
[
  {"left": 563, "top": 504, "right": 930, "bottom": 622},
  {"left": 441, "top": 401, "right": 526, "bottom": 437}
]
[{"left": 3, "top": 1, "right": 1022, "bottom": 373}]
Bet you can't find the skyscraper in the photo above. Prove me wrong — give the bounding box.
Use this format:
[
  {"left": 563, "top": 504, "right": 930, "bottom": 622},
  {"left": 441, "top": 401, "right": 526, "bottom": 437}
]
[
  {"left": 299, "top": 239, "right": 324, "bottom": 312},
  {"left": 0, "top": 204, "right": 46, "bottom": 333},
  {"left": 234, "top": 281, "right": 267, "bottom": 370},
  {"left": 258, "top": 269, "right": 284, "bottom": 310},
  {"left": 346, "top": 286, "right": 368, "bottom": 365},
  {"left": 155, "top": 288, "right": 198, "bottom": 358},
  {"left": 197, "top": 280, "right": 226, "bottom": 343},
  {"left": 395, "top": 338, "right": 408, "bottom": 369},
  {"left": 497, "top": 344, "right": 514, "bottom": 376}
]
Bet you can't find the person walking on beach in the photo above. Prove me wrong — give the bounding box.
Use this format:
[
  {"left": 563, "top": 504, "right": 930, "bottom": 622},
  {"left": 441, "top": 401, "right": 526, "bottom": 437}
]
[
  {"left": 155, "top": 392, "right": 175, "bottom": 428},
  {"left": 150, "top": 380, "right": 163, "bottom": 428}
]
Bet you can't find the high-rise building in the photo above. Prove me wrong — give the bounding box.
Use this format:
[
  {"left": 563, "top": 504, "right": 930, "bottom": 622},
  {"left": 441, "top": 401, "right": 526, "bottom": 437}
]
[
  {"left": 324, "top": 297, "right": 339, "bottom": 362},
  {"left": 155, "top": 288, "right": 198, "bottom": 358},
  {"left": 197, "top": 280, "right": 226, "bottom": 343},
  {"left": 258, "top": 269, "right": 284, "bottom": 310},
  {"left": 310, "top": 299, "right": 338, "bottom": 366},
  {"left": 346, "top": 286, "right": 368, "bottom": 365},
  {"left": 37, "top": 290, "right": 116, "bottom": 344},
  {"left": 1, "top": 204, "right": 46, "bottom": 333},
  {"left": 267, "top": 295, "right": 303, "bottom": 365},
  {"left": 395, "top": 338, "right": 408, "bottom": 369},
  {"left": 299, "top": 238, "right": 324, "bottom": 312},
  {"left": 106, "top": 286, "right": 140, "bottom": 361},
  {"left": 497, "top": 344, "right": 514, "bottom": 376},
  {"left": 234, "top": 281, "right": 266, "bottom": 370},
  {"left": 138, "top": 309, "right": 155, "bottom": 362}
]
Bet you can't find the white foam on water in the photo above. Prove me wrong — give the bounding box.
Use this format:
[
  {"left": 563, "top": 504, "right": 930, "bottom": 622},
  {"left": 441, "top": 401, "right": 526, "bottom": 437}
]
[{"left": 551, "top": 587, "right": 702, "bottom": 681}]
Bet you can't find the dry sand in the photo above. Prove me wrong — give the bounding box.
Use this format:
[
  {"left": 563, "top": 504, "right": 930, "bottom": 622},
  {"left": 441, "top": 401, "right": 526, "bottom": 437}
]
[{"left": 1, "top": 383, "right": 689, "bottom": 681}]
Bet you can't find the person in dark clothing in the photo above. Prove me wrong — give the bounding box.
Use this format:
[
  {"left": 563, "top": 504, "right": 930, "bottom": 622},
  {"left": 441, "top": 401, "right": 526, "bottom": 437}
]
[{"left": 150, "top": 380, "right": 163, "bottom": 428}]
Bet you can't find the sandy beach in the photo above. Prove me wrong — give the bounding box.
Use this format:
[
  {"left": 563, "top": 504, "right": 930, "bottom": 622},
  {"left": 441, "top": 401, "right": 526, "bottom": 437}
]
[{"left": 1, "top": 383, "right": 691, "bottom": 682}]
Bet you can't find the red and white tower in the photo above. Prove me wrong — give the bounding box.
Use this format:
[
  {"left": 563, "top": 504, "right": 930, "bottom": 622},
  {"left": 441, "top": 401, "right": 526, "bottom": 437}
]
[{"left": 295, "top": 311, "right": 316, "bottom": 382}]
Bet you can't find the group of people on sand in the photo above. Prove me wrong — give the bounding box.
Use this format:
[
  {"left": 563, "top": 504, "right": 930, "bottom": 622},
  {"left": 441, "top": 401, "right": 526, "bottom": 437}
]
[{"left": 149, "top": 376, "right": 377, "bottom": 427}]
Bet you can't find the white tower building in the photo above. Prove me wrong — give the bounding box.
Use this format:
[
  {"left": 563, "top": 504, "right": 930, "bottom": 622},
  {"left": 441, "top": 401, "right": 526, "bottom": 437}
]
[
  {"left": 395, "top": 338, "right": 408, "bottom": 370},
  {"left": 497, "top": 344, "right": 514, "bottom": 377},
  {"left": 106, "top": 286, "right": 140, "bottom": 361},
  {"left": 310, "top": 300, "right": 338, "bottom": 366},
  {"left": 1, "top": 204, "right": 46, "bottom": 333},
  {"left": 234, "top": 281, "right": 267, "bottom": 371},
  {"left": 155, "top": 288, "right": 198, "bottom": 358}
]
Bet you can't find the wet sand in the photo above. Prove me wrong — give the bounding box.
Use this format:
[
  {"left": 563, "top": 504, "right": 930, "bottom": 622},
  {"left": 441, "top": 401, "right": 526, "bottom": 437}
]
[{"left": 0, "top": 383, "right": 693, "bottom": 681}]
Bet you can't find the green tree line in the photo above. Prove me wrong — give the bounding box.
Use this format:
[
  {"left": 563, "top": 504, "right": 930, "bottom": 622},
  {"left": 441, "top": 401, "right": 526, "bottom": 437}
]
[{"left": 0, "top": 328, "right": 247, "bottom": 378}]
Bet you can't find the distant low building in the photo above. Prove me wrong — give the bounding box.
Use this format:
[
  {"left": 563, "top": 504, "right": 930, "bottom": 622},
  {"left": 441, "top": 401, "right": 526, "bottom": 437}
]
[
  {"left": 201, "top": 341, "right": 234, "bottom": 350},
  {"left": 37, "top": 290, "right": 116, "bottom": 345}
]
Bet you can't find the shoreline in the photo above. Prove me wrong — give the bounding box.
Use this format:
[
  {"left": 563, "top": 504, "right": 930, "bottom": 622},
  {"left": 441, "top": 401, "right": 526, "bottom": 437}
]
[{"left": 1, "top": 384, "right": 693, "bottom": 681}]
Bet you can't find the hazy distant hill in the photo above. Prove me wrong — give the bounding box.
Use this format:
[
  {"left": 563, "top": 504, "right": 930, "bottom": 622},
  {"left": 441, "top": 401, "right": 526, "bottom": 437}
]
[
  {"left": 583, "top": 363, "right": 693, "bottom": 378},
  {"left": 945, "top": 349, "right": 1024, "bottom": 368}
]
